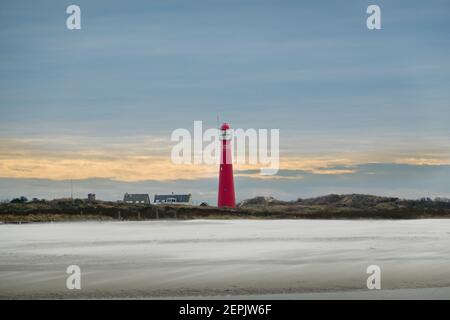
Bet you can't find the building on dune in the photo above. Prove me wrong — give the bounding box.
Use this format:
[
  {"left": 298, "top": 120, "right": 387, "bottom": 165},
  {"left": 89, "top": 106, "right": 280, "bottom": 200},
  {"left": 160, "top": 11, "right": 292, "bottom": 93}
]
[
  {"left": 154, "top": 193, "right": 192, "bottom": 205},
  {"left": 123, "top": 193, "right": 150, "bottom": 204}
]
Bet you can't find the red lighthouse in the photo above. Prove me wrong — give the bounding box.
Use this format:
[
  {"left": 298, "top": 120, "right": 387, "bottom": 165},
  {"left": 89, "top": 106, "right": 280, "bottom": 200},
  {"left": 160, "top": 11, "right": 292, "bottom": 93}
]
[{"left": 217, "top": 123, "right": 236, "bottom": 208}]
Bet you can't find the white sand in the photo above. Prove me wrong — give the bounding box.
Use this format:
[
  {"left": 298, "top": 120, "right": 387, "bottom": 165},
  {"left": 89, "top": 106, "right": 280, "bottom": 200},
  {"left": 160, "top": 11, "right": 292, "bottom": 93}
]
[{"left": 0, "top": 219, "right": 449, "bottom": 299}]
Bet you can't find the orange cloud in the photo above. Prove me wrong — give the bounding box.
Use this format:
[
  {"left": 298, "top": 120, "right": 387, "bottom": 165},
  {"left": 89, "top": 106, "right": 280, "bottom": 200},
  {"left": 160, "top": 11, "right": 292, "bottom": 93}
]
[{"left": 1, "top": 136, "right": 449, "bottom": 181}]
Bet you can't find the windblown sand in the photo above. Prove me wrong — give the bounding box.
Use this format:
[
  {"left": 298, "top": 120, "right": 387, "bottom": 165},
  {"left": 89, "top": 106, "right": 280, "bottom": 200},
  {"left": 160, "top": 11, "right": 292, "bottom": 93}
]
[{"left": 0, "top": 219, "right": 449, "bottom": 299}]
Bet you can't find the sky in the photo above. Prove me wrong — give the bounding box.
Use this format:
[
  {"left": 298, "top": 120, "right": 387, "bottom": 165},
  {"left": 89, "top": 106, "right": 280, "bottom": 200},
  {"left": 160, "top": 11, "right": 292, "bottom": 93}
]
[{"left": 0, "top": 0, "right": 449, "bottom": 203}]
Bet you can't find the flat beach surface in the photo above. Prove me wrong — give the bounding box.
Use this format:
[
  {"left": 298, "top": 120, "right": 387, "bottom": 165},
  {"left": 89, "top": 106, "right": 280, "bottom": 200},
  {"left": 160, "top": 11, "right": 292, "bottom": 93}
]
[{"left": 1, "top": 219, "right": 450, "bottom": 299}]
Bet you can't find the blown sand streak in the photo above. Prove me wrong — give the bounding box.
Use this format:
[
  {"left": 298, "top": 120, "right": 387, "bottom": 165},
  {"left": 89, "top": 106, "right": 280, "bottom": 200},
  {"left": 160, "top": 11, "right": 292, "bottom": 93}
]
[{"left": 0, "top": 219, "right": 450, "bottom": 299}]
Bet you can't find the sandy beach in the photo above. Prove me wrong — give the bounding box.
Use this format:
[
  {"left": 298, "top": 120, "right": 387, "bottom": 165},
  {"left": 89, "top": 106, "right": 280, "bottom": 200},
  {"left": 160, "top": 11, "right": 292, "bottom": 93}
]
[{"left": 1, "top": 219, "right": 449, "bottom": 299}]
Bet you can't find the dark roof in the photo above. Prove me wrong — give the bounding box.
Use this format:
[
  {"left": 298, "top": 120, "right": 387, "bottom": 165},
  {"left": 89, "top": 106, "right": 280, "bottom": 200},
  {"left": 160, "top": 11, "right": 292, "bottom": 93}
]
[
  {"left": 154, "top": 194, "right": 191, "bottom": 203},
  {"left": 123, "top": 193, "right": 150, "bottom": 202}
]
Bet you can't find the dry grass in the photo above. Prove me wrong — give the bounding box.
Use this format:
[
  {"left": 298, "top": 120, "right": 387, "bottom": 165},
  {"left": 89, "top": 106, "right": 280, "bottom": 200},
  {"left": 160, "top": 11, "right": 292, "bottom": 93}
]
[{"left": 1, "top": 195, "right": 450, "bottom": 222}]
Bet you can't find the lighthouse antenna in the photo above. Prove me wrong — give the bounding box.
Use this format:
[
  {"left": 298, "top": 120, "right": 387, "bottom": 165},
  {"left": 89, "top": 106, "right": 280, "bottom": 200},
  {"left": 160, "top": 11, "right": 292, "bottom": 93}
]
[{"left": 216, "top": 114, "right": 220, "bottom": 129}]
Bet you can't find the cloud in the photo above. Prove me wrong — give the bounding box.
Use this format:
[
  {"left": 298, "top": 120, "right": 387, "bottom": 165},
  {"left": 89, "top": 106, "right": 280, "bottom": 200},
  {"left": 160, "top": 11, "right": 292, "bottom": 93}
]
[
  {"left": 1, "top": 133, "right": 450, "bottom": 182},
  {"left": 1, "top": 1, "right": 449, "bottom": 186}
]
